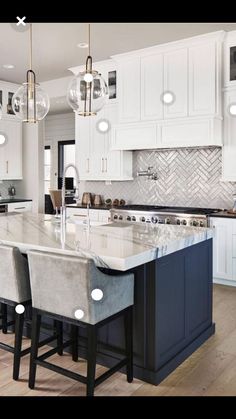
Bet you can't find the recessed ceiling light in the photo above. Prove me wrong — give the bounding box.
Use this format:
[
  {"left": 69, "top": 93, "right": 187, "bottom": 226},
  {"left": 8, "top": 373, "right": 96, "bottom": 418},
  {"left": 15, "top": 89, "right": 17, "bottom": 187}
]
[
  {"left": 77, "top": 42, "right": 88, "bottom": 48},
  {"left": 2, "top": 64, "right": 14, "bottom": 69}
]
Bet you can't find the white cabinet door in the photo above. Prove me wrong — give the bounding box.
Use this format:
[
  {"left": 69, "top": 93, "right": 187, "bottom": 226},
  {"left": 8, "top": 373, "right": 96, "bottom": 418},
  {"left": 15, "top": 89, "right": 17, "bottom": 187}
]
[
  {"left": 210, "top": 217, "right": 233, "bottom": 281},
  {"left": 8, "top": 201, "right": 32, "bottom": 212},
  {"left": 90, "top": 110, "right": 107, "bottom": 179},
  {"left": 141, "top": 53, "right": 163, "bottom": 120},
  {"left": 76, "top": 116, "right": 91, "bottom": 180},
  {"left": 0, "top": 119, "right": 22, "bottom": 180},
  {"left": 163, "top": 48, "right": 188, "bottom": 119},
  {"left": 189, "top": 42, "right": 216, "bottom": 116},
  {"left": 117, "top": 57, "right": 141, "bottom": 123},
  {"left": 104, "top": 104, "right": 133, "bottom": 179}
]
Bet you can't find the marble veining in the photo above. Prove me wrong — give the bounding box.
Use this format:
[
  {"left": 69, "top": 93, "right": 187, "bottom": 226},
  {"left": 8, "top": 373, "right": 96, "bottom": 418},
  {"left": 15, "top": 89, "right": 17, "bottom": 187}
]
[{"left": 0, "top": 213, "right": 213, "bottom": 271}]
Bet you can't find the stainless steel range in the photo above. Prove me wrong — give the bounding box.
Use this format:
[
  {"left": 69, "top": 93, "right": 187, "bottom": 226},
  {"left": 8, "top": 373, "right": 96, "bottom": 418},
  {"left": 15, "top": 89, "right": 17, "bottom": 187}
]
[{"left": 110, "top": 205, "right": 221, "bottom": 227}]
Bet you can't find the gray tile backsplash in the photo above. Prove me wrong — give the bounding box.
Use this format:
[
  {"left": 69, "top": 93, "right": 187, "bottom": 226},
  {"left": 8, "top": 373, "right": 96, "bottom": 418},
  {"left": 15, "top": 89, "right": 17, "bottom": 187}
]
[
  {"left": 0, "top": 180, "right": 22, "bottom": 199},
  {"left": 79, "top": 147, "right": 236, "bottom": 209}
]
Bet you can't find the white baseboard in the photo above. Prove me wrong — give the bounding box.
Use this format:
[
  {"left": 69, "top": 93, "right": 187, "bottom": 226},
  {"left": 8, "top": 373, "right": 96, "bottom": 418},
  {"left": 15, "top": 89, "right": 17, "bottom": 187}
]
[{"left": 213, "top": 278, "right": 236, "bottom": 287}]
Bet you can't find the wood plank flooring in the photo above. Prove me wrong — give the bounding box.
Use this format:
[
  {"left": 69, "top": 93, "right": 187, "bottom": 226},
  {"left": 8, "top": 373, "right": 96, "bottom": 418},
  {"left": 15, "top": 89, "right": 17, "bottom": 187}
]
[{"left": 1, "top": 284, "right": 236, "bottom": 396}]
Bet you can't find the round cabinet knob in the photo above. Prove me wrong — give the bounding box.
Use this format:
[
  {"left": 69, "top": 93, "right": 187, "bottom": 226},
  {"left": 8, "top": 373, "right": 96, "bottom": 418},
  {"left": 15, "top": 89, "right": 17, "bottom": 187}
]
[
  {"left": 127, "top": 216, "right": 131, "bottom": 221},
  {"left": 113, "top": 215, "right": 118, "bottom": 220},
  {"left": 151, "top": 216, "right": 158, "bottom": 224},
  {"left": 176, "top": 219, "right": 180, "bottom": 225},
  {"left": 132, "top": 216, "right": 136, "bottom": 221},
  {"left": 192, "top": 220, "right": 199, "bottom": 227},
  {"left": 140, "top": 216, "right": 146, "bottom": 222},
  {"left": 182, "top": 220, "right": 187, "bottom": 225},
  {"left": 119, "top": 215, "right": 123, "bottom": 220},
  {"left": 165, "top": 218, "right": 170, "bottom": 224}
]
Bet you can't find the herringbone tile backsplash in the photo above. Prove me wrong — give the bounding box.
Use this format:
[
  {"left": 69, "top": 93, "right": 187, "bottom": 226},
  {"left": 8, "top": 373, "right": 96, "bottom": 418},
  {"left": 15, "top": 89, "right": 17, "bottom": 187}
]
[{"left": 80, "top": 147, "right": 236, "bottom": 209}]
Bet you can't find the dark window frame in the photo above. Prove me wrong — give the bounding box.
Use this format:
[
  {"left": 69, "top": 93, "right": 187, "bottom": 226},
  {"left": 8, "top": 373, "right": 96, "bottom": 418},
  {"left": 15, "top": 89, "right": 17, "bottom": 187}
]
[{"left": 58, "top": 140, "right": 75, "bottom": 177}]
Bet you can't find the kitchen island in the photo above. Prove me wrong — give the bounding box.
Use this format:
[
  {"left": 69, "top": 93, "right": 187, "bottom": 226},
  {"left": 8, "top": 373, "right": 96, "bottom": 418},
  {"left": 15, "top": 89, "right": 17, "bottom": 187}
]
[{"left": 0, "top": 212, "right": 214, "bottom": 385}]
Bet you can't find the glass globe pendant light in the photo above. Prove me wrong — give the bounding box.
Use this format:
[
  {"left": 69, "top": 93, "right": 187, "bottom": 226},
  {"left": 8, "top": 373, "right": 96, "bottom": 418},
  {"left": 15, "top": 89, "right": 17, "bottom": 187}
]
[
  {"left": 67, "top": 24, "right": 108, "bottom": 116},
  {"left": 12, "top": 24, "right": 50, "bottom": 123}
]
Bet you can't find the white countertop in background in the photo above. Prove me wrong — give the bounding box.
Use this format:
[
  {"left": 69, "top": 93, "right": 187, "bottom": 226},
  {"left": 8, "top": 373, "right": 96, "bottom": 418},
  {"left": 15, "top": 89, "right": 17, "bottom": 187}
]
[{"left": 0, "top": 213, "right": 213, "bottom": 271}]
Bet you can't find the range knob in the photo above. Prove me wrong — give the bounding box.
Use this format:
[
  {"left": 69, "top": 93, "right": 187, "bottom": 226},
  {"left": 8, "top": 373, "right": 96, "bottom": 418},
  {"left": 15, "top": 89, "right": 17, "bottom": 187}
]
[
  {"left": 140, "top": 216, "right": 146, "bottom": 222},
  {"left": 132, "top": 216, "right": 136, "bottom": 222},
  {"left": 113, "top": 214, "right": 118, "bottom": 220},
  {"left": 119, "top": 215, "right": 123, "bottom": 220},
  {"left": 200, "top": 221, "right": 205, "bottom": 227},
  {"left": 165, "top": 218, "right": 171, "bottom": 224},
  {"left": 182, "top": 219, "right": 187, "bottom": 226},
  {"left": 127, "top": 216, "right": 131, "bottom": 221},
  {"left": 192, "top": 220, "right": 199, "bottom": 227},
  {"left": 151, "top": 216, "right": 158, "bottom": 224},
  {"left": 176, "top": 219, "right": 181, "bottom": 225}
]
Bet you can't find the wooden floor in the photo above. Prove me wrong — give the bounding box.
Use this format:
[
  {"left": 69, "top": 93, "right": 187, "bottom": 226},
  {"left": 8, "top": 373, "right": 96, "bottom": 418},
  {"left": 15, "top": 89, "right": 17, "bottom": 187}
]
[{"left": 1, "top": 284, "right": 236, "bottom": 396}]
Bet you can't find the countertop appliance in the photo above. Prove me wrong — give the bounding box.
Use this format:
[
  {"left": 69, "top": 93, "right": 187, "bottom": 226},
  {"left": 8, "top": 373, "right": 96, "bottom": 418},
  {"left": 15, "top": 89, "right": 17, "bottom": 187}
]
[
  {"left": 110, "top": 205, "right": 221, "bottom": 227},
  {"left": 0, "top": 204, "right": 8, "bottom": 213}
]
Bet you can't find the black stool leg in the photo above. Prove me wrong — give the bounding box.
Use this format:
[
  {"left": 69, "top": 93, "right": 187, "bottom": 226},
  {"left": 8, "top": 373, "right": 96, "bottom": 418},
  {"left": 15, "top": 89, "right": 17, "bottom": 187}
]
[
  {"left": 125, "top": 307, "right": 133, "bottom": 383},
  {"left": 71, "top": 325, "right": 78, "bottom": 362},
  {"left": 86, "top": 325, "right": 97, "bottom": 397},
  {"left": 55, "top": 320, "right": 63, "bottom": 356},
  {"left": 13, "top": 311, "right": 24, "bottom": 380},
  {"left": 29, "top": 310, "right": 41, "bottom": 389},
  {"left": 1, "top": 303, "right": 7, "bottom": 334}
]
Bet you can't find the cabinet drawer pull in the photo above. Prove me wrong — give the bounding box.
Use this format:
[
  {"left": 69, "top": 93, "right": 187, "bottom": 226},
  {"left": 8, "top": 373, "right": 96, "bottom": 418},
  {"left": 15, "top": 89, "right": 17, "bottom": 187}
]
[
  {"left": 105, "top": 158, "right": 108, "bottom": 172},
  {"left": 14, "top": 207, "right": 26, "bottom": 210},
  {"left": 86, "top": 158, "right": 89, "bottom": 172},
  {"left": 6, "top": 161, "right": 8, "bottom": 174},
  {"left": 101, "top": 158, "right": 104, "bottom": 172}
]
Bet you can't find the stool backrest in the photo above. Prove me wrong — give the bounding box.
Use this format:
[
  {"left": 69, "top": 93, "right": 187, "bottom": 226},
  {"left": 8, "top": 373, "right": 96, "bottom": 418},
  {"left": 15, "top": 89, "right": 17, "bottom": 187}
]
[
  {"left": 28, "top": 250, "right": 134, "bottom": 325},
  {"left": 0, "top": 244, "right": 31, "bottom": 303},
  {"left": 49, "top": 190, "right": 62, "bottom": 210}
]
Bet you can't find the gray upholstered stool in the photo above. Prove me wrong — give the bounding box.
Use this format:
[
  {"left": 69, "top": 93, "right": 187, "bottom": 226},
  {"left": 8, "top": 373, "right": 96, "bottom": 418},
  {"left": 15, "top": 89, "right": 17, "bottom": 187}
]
[
  {"left": 27, "top": 250, "right": 134, "bottom": 396},
  {"left": 0, "top": 244, "right": 31, "bottom": 380},
  {"left": 0, "top": 244, "right": 63, "bottom": 381}
]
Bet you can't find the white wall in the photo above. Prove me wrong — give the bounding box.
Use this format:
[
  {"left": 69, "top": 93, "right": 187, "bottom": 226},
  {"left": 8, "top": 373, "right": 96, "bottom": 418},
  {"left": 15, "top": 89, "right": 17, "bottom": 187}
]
[
  {"left": 44, "top": 112, "right": 75, "bottom": 189},
  {"left": 19, "top": 122, "right": 45, "bottom": 213}
]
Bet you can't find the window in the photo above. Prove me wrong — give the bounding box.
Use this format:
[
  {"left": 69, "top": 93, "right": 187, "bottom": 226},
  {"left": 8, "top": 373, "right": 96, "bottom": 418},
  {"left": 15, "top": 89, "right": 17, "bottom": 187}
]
[
  {"left": 58, "top": 140, "right": 76, "bottom": 181},
  {"left": 44, "top": 146, "right": 51, "bottom": 194}
]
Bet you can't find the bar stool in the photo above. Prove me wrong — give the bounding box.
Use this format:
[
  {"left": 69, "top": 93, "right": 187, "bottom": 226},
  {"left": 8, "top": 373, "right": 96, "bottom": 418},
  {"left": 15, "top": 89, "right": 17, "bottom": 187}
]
[
  {"left": 0, "top": 244, "right": 63, "bottom": 380},
  {"left": 27, "top": 250, "right": 134, "bottom": 396},
  {"left": 0, "top": 244, "right": 32, "bottom": 380},
  {"left": 49, "top": 190, "right": 62, "bottom": 218}
]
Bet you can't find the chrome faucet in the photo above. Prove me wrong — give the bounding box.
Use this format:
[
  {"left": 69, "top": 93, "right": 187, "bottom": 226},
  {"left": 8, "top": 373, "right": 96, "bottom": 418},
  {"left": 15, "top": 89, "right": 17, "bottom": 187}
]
[
  {"left": 137, "top": 166, "right": 158, "bottom": 181},
  {"left": 61, "top": 163, "right": 80, "bottom": 224}
]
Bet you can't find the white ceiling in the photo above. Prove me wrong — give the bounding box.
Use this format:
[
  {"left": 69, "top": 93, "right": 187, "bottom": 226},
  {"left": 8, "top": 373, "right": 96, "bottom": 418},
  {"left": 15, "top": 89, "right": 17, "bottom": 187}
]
[{"left": 1, "top": 22, "right": 236, "bottom": 84}]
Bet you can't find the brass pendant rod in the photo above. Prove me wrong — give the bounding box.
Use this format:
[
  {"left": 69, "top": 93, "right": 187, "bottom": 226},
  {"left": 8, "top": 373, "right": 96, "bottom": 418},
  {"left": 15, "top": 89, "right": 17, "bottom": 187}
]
[
  {"left": 88, "top": 23, "right": 90, "bottom": 57},
  {"left": 29, "top": 23, "right": 33, "bottom": 71}
]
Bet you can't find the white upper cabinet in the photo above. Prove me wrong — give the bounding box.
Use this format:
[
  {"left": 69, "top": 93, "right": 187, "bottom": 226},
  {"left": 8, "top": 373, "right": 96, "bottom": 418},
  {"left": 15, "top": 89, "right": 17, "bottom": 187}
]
[
  {"left": 116, "top": 57, "right": 141, "bottom": 123},
  {"left": 76, "top": 104, "right": 132, "bottom": 181},
  {"left": 0, "top": 118, "right": 22, "bottom": 180},
  {"left": 141, "top": 53, "right": 163, "bottom": 120},
  {"left": 111, "top": 31, "right": 224, "bottom": 151},
  {"left": 189, "top": 41, "right": 217, "bottom": 116},
  {"left": 223, "top": 30, "right": 236, "bottom": 88},
  {"left": 163, "top": 48, "right": 188, "bottom": 119}
]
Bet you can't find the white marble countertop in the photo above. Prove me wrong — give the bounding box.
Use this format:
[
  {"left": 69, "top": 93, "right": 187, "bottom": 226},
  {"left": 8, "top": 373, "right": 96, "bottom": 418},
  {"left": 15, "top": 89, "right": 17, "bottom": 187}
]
[{"left": 0, "top": 213, "right": 213, "bottom": 271}]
